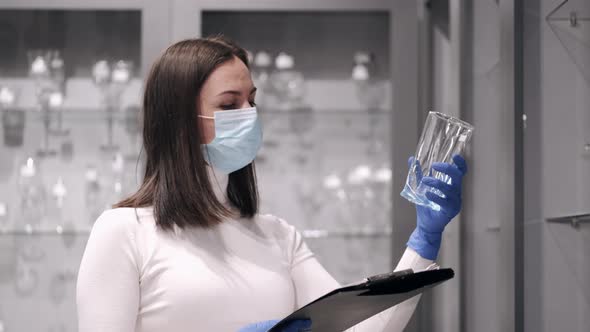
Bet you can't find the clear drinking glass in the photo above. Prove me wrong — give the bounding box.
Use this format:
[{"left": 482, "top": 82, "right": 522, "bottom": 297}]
[{"left": 401, "top": 111, "right": 474, "bottom": 210}]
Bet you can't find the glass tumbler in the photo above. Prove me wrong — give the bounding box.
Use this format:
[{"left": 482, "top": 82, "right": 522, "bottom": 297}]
[{"left": 401, "top": 111, "right": 474, "bottom": 210}]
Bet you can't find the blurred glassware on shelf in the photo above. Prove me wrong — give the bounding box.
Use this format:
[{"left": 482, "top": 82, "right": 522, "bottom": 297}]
[
  {"left": 0, "top": 202, "right": 7, "bottom": 228},
  {"left": 19, "top": 236, "right": 46, "bottom": 262},
  {"left": 48, "top": 268, "right": 76, "bottom": 307},
  {"left": 368, "top": 164, "right": 392, "bottom": 231},
  {"left": 323, "top": 173, "right": 343, "bottom": 191},
  {"left": 288, "top": 107, "right": 314, "bottom": 137},
  {"left": 269, "top": 52, "right": 307, "bottom": 112},
  {"left": 252, "top": 51, "right": 272, "bottom": 108},
  {"left": 14, "top": 261, "right": 38, "bottom": 297},
  {"left": 27, "top": 50, "right": 64, "bottom": 106},
  {"left": 0, "top": 10, "right": 144, "bottom": 328},
  {"left": 0, "top": 221, "right": 17, "bottom": 284},
  {"left": 351, "top": 52, "right": 387, "bottom": 158},
  {"left": 92, "top": 60, "right": 111, "bottom": 85},
  {"left": 48, "top": 90, "right": 70, "bottom": 137},
  {"left": 48, "top": 271, "right": 68, "bottom": 305},
  {"left": 0, "top": 150, "right": 16, "bottom": 184},
  {"left": 48, "top": 51, "right": 70, "bottom": 137},
  {"left": 59, "top": 221, "right": 77, "bottom": 250},
  {"left": 318, "top": 160, "right": 392, "bottom": 232},
  {"left": 0, "top": 86, "right": 17, "bottom": 107},
  {"left": 287, "top": 109, "right": 314, "bottom": 177},
  {"left": 112, "top": 60, "right": 133, "bottom": 84},
  {"left": 373, "top": 166, "right": 392, "bottom": 183},
  {"left": 47, "top": 177, "right": 67, "bottom": 227},
  {"left": 18, "top": 157, "right": 46, "bottom": 230},
  {"left": 254, "top": 52, "right": 281, "bottom": 163},
  {"left": 0, "top": 86, "right": 26, "bottom": 148},
  {"left": 123, "top": 105, "right": 142, "bottom": 162},
  {"left": 28, "top": 50, "right": 50, "bottom": 78},
  {"left": 351, "top": 51, "right": 386, "bottom": 111},
  {"left": 49, "top": 50, "right": 65, "bottom": 86},
  {"left": 85, "top": 165, "right": 105, "bottom": 225},
  {"left": 109, "top": 152, "right": 126, "bottom": 204},
  {"left": 59, "top": 138, "right": 74, "bottom": 163},
  {"left": 343, "top": 165, "right": 374, "bottom": 228},
  {"left": 92, "top": 59, "right": 134, "bottom": 153},
  {"left": 295, "top": 175, "right": 324, "bottom": 225},
  {"left": 92, "top": 152, "right": 129, "bottom": 212},
  {"left": 27, "top": 50, "right": 60, "bottom": 158},
  {"left": 347, "top": 164, "right": 372, "bottom": 185},
  {"left": 48, "top": 92, "right": 64, "bottom": 109},
  {"left": 246, "top": 50, "right": 254, "bottom": 65},
  {"left": 51, "top": 177, "right": 67, "bottom": 209}
]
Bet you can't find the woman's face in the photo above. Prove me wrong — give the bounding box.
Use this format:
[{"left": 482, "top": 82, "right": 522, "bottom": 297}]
[{"left": 198, "top": 56, "right": 257, "bottom": 144}]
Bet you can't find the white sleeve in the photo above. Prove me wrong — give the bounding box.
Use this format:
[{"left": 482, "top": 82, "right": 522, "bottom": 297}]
[
  {"left": 285, "top": 221, "right": 433, "bottom": 332},
  {"left": 76, "top": 210, "right": 141, "bottom": 332},
  {"left": 349, "top": 248, "right": 433, "bottom": 332}
]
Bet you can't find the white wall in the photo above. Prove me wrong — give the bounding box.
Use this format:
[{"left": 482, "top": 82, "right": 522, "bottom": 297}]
[
  {"left": 462, "top": 1, "right": 506, "bottom": 331},
  {"left": 526, "top": 0, "right": 590, "bottom": 331}
]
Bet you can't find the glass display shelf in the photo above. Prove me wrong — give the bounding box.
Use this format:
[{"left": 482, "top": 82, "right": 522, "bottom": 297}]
[
  {"left": 1, "top": 107, "right": 392, "bottom": 117},
  {"left": 0, "top": 9, "right": 141, "bottom": 78},
  {"left": 0, "top": 225, "right": 91, "bottom": 236},
  {"left": 0, "top": 225, "right": 392, "bottom": 238},
  {"left": 1, "top": 107, "right": 140, "bottom": 121},
  {"left": 0, "top": 7, "right": 397, "bottom": 332},
  {"left": 0, "top": 106, "right": 393, "bottom": 242}
]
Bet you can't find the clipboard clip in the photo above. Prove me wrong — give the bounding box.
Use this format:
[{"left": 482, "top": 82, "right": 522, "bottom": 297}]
[{"left": 366, "top": 269, "right": 414, "bottom": 287}]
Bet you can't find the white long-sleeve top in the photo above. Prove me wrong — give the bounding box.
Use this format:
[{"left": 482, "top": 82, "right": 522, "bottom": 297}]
[
  {"left": 76, "top": 208, "right": 432, "bottom": 332},
  {"left": 76, "top": 167, "right": 433, "bottom": 332}
]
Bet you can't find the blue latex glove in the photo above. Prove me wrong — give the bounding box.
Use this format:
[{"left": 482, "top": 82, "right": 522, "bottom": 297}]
[
  {"left": 407, "top": 155, "right": 468, "bottom": 260},
  {"left": 238, "top": 319, "right": 311, "bottom": 332}
]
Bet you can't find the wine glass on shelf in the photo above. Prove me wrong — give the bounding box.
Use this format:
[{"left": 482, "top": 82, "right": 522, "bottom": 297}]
[
  {"left": 251, "top": 50, "right": 272, "bottom": 109},
  {"left": 18, "top": 157, "right": 46, "bottom": 232},
  {"left": 123, "top": 104, "right": 141, "bottom": 162},
  {"left": 47, "top": 50, "right": 70, "bottom": 137},
  {"left": 84, "top": 164, "right": 107, "bottom": 226},
  {"left": 1, "top": 85, "right": 27, "bottom": 153},
  {"left": 351, "top": 51, "right": 387, "bottom": 157},
  {"left": 92, "top": 59, "right": 134, "bottom": 153},
  {"left": 0, "top": 202, "right": 8, "bottom": 232},
  {"left": 27, "top": 50, "right": 57, "bottom": 158}
]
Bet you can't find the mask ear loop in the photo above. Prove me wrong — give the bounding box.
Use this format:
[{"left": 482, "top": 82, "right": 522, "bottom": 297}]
[
  {"left": 206, "top": 148, "right": 225, "bottom": 199},
  {"left": 198, "top": 114, "right": 227, "bottom": 203}
]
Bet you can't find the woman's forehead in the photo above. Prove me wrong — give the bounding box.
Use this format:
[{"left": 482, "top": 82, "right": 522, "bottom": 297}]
[{"left": 202, "top": 57, "right": 253, "bottom": 95}]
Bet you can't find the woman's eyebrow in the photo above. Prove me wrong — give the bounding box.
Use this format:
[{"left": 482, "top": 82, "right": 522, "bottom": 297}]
[{"left": 216, "top": 87, "right": 257, "bottom": 97}]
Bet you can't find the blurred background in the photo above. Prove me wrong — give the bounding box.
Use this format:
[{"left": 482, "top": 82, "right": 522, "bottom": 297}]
[{"left": 0, "top": 0, "right": 588, "bottom": 331}]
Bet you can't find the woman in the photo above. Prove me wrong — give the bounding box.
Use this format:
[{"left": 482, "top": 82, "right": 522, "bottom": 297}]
[{"left": 76, "top": 36, "right": 468, "bottom": 332}]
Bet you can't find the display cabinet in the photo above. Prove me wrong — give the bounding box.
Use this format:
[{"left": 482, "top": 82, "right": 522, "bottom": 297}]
[
  {"left": 0, "top": 1, "right": 421, "bottom": 331},
  {"left": 0, "top": 2, "right": 164, "bottom": 331}
]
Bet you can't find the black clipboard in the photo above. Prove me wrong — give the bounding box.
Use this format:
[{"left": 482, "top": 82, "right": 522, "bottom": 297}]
[{"left": 269, "top": 268, "right": 454, "bottom": 332}]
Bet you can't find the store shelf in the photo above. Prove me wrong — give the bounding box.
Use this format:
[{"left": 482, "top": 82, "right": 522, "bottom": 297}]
[
  {"left": 0, "top": 226, "right": 91, "bottom": 236},
  {"left": 301, "top": 228, "right": 392, "bottom": 239},
  {"left": 546, "top": 213, "right": 590, "bottom": 228},
  {"left": 1, "top": 107, "right": 392, "bottom": 116},
  {"left": 0, "top": 225, "right": 392, "bottom": 238}
]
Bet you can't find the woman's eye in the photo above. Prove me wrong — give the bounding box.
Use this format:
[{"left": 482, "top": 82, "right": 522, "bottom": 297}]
[{"left": 220, "top": 104, "right": 236, "bottom": 110}]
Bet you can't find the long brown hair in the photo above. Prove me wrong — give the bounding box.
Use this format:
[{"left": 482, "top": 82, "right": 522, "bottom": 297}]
[{"left": 114, "top": 36, "right": 259, "bottom": 230}]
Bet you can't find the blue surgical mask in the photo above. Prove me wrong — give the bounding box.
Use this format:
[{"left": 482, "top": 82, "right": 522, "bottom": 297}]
[{"left": 199, "top": 107, "right": 262, "bottom": 174}]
